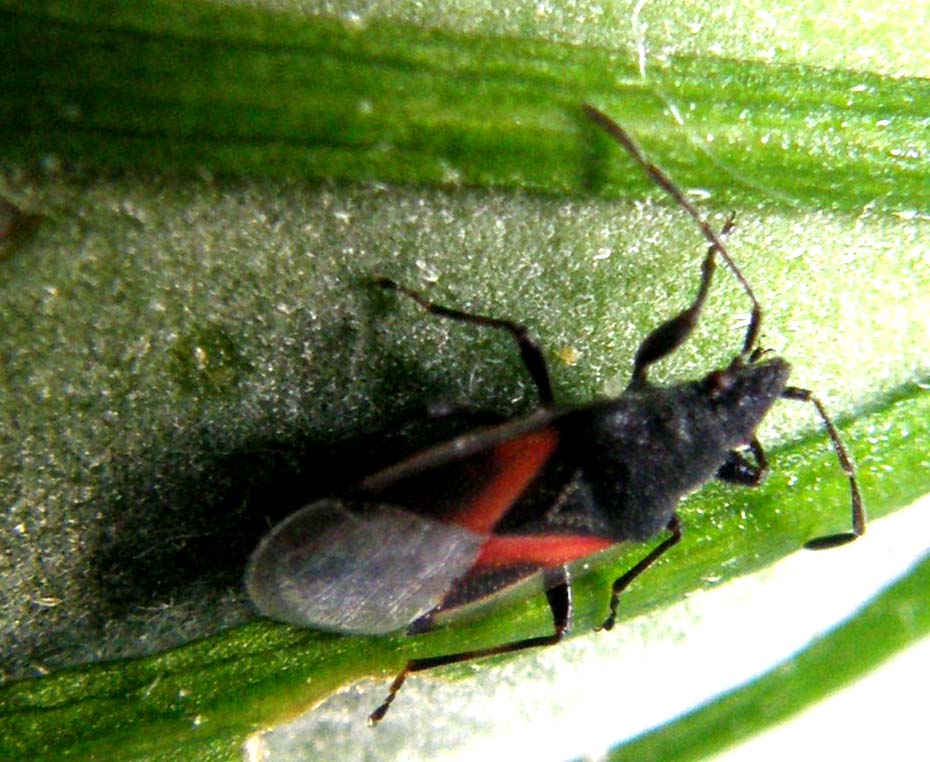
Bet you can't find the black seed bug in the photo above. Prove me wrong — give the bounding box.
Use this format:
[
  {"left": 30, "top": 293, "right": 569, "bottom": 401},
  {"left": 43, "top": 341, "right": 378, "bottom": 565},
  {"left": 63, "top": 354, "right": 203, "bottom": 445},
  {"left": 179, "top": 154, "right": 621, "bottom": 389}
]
[{"left": 245, "top": 104, "right": 865, "bottom": 724}]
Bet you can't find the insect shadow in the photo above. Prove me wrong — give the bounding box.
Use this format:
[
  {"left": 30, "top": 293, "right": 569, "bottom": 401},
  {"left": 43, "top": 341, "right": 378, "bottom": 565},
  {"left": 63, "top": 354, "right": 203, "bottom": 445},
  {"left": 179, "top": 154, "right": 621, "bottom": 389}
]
[
  {"left": 0, "top": 196, "right": 44, "bottom": 262},
  {"left": 86, "top": 329, "right": 494, "bottom": 625}
]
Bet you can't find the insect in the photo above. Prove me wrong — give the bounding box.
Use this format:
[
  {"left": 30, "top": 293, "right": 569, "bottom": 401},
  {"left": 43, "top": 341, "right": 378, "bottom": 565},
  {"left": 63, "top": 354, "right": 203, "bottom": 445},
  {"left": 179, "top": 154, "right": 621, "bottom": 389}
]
[{"left": 246, "top": 104, "right": 865, "bottom": 724}]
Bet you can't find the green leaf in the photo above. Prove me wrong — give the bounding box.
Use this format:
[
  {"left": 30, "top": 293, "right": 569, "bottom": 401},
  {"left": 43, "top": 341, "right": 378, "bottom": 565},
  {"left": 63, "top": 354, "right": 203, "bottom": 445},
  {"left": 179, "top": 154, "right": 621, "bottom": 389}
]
[
  {"left": 3, "top": 1, "right": 929, "bottom": 211},
  {"left": 0, "top": 1, "right": 927, "bottom": 760},
  {"left": 609, "top": 526, "right": 930, "bottom": 762}
]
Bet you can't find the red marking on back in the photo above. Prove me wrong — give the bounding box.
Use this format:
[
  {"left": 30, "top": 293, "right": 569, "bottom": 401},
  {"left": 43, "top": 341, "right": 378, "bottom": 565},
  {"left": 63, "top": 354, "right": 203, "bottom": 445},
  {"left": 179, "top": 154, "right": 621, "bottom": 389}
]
[
  {"left": 475, "top": 534, "right": 615, "bottom": 568},
  {"left": 452, "top": 427, "right": 559, "bottom": 534}
]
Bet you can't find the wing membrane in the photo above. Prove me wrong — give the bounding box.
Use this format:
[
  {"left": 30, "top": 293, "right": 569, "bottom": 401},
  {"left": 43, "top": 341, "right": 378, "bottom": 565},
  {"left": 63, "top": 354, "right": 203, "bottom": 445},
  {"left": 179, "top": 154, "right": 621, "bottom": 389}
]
[{"left": 246, "top": 499, "right": 485, "bottom": 634}]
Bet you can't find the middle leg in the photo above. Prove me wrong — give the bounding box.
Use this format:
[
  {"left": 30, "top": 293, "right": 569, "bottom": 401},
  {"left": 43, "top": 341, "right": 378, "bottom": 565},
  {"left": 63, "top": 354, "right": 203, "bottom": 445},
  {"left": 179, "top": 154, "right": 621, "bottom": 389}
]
[{"left": 376, "top": 278, "right": 555, "bottom": 405}]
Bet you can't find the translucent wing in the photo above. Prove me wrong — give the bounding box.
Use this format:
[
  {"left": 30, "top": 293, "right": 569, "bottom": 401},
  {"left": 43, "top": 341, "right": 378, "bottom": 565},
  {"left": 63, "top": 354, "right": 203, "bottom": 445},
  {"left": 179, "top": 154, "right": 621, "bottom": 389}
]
[{"left": 245, "top": 498, "right": 485, "bottom": 634}]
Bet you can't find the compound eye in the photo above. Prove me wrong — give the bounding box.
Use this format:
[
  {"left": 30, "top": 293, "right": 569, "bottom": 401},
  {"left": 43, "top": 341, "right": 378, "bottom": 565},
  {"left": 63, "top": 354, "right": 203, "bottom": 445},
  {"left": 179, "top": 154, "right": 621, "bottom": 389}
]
[{"left": 705, "top": 369, "right": 735, "bottom": 398}]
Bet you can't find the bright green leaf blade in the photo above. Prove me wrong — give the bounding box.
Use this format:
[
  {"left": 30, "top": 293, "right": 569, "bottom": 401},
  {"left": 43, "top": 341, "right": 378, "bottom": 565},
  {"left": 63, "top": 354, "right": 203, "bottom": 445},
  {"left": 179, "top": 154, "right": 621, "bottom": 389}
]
[{"left": 2, "top": 2, "right": 929, "bottom": 212}]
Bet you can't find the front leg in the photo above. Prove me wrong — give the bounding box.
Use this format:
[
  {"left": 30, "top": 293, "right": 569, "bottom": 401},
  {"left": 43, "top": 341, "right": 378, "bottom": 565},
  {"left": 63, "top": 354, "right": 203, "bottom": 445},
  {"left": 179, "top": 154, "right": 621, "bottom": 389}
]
[{"left": 716, "top": 437, "right": 768, "bottom": 486}]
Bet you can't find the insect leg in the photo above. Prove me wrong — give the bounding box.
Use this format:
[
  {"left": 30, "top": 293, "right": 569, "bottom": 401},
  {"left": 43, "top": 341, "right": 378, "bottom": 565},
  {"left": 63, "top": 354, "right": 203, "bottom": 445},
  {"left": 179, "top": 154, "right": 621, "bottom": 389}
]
[
  {"left": 781, "top": 386, "right": 866, "bottom": 548},
  {"left": 375, "top": 277, "right": 554, "bottom": 405},
  {"left": 599, "top": 515, "right": 682, "bottom": 631},
  {"left": 716, "top": 437, "right": 769, "bottom": 486},
  {"left": 368, "top": 567, "right": 572, "bottom": 725},
  {"left": 583, "top": 104, "right": 762, "bottom": 357},
  {"left": 629, "top": 216, "right": 734, "bottom": 385}
]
